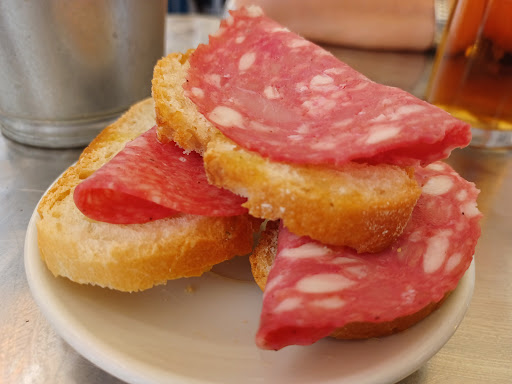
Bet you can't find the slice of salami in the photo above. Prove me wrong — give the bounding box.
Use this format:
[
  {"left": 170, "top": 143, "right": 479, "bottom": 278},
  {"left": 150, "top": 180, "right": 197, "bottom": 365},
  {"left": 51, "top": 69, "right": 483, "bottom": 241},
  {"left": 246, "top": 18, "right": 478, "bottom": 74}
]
[
  {"left": 74, "top": 126, "right": 247, "bottom": 224},
  {"left": 256, "top": 162, "right": 481, "bottom": 350},
  {"left": 184, "top": 6, "right": 470, "bottom": 167}
]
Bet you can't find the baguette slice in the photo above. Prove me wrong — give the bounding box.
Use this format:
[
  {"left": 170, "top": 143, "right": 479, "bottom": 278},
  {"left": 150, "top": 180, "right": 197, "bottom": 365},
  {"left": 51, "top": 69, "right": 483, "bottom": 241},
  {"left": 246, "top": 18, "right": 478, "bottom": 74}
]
[
  {"left": 152, "top": 52, "right": 421, "bottom": 253},
  {"left": 37, "top": 98, "right": 259, "bottom": 292},
  {"left": 250, "top": 222, "right": 450, "bottom": 340},
  {"left": 205, "top": 135, "right": 421, "bottom": 253}
]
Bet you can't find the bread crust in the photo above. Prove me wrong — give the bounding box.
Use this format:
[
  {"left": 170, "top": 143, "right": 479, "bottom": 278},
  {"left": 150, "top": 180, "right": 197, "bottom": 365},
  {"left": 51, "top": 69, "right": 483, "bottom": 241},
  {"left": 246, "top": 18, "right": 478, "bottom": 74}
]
[
  {"left": 250, "top": 222, "right": 451, "bottom": 339},
  {"left": 152, "top": 53, "right": 421, "bottom": 253},
  {"left": 37, "top": 99, "right": 259, "bottom": 292}
]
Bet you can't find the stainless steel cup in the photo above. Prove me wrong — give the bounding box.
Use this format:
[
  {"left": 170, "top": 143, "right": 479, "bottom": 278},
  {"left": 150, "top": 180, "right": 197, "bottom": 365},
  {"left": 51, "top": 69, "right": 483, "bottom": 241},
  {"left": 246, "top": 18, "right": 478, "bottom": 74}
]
[{"left": 0, "top": 0, "right": 167, "bottom": 148}]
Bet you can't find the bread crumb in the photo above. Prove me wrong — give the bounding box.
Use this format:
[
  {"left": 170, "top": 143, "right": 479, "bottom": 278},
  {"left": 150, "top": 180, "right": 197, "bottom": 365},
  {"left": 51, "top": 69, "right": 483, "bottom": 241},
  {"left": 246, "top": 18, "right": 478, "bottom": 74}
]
[{"left": 185, "top": 284, "right": 197, "bottom": 294}]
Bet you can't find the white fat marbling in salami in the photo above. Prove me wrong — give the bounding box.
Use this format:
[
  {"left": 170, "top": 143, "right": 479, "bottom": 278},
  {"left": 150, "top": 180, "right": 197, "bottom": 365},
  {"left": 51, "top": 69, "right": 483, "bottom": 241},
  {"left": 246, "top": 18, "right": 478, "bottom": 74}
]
[
  {"left": 184, "top": 6, "right": 471, "bottom": 166},
  {"left": 256, "top": 162, "right": 481, "bottom": 350},
  {"left": 74, "top": 127, "right": 247, "bottom": 224}
]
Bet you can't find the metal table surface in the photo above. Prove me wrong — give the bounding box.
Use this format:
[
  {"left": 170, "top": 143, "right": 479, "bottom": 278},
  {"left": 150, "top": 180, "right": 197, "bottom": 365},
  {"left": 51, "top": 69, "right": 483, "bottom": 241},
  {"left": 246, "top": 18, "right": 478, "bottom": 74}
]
[{"left": 1, "top": 14, "right": 511, "bottom": 384}]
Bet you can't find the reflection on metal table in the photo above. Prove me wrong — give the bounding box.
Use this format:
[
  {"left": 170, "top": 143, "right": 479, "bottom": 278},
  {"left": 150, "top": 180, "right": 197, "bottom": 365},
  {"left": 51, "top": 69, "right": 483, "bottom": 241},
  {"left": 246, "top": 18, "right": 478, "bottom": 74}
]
[{"left": 1, "top": 14, "right": 511, "bottom": 384}]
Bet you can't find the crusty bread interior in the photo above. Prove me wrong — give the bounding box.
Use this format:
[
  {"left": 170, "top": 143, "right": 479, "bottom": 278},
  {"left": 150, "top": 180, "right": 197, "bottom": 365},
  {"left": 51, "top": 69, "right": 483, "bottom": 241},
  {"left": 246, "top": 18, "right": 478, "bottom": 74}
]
[
  {"left": 250, "top": 222, "right": 450, "bottom": 339},
  {"left": 152, "top": 51, "right": 218, "bottom": 154},
  {"left": 37, "top": 98, "right": 259, "bottom": 292},
  {"left": 152, "top": 52, "right": 421, "bottom": 253}
]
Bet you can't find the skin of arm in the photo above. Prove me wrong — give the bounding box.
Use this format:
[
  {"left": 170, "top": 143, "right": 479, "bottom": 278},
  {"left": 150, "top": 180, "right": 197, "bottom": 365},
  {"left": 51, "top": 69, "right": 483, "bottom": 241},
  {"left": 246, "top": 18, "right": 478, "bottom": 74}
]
[{"left": 234, "top": 0, "right": 436, "bottom": 51}]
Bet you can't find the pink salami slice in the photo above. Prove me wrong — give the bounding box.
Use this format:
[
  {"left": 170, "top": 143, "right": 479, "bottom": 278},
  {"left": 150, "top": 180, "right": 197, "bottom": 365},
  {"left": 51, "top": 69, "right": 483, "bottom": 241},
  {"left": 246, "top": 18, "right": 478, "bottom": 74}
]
[
  {"left": 256, "top": 162, "right": 481, "bottom": 350},
  {"left": 74, "top": 126, "right": 247, "bottom": 224},
  {"left": 184, "top": 6, "right": 470, "bottom": 167}
]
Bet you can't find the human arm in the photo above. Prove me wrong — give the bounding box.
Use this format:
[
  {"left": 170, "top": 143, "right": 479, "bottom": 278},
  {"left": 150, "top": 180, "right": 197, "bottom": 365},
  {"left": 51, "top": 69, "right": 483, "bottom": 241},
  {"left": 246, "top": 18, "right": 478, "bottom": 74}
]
[{"left": 233, "top": 0, "right": 437, "bottom": 51}]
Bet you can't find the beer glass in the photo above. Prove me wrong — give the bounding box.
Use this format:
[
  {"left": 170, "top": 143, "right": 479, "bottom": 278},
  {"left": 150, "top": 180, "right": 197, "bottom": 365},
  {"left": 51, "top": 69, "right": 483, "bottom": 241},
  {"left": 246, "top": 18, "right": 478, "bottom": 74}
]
[{"left": 426, "top": 0, "right": 512, "bottom": 149}]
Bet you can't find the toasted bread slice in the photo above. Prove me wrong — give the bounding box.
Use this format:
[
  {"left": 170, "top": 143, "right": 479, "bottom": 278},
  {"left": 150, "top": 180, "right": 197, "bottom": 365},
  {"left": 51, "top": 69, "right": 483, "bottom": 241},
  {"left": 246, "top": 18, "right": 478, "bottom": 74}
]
[
  {"left": 250, "top": 222, "right": 450, "bottom": 339},
  {"left": 204, "top": 135, "right": 421, "bottom": 253},
  {"left": 37, "top": 98, "right": 259, "bottom": 292},
  {"left": 152, "top": 53, "right": 421, "bottom": 252}
]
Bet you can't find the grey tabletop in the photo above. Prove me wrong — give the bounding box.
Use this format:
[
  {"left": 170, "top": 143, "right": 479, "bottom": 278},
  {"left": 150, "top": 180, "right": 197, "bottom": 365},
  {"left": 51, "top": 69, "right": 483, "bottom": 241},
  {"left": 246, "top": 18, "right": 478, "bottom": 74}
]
[{"left": 1, "top": 14, "right": 512, "bottom": 384}]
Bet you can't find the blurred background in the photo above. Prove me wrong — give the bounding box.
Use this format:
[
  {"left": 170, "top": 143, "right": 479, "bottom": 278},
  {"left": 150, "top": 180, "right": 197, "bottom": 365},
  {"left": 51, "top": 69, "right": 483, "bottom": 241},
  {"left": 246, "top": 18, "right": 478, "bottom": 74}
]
[{"left": 168, "top": 0, "right": 226, "bottom": 15}]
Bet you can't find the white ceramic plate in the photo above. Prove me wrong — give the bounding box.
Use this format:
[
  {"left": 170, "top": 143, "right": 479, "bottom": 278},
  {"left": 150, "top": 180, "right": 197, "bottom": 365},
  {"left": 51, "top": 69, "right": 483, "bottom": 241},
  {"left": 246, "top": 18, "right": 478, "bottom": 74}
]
[{"left": 25, "top": 209, "right": 475, "bottom": 384}]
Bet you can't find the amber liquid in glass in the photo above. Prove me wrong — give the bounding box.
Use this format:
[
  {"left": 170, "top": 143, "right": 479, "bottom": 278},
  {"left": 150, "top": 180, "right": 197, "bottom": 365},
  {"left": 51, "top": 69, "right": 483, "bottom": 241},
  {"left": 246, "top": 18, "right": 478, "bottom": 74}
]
[{"left": 426, "top": 0, "right": 512, "bottom": 132}]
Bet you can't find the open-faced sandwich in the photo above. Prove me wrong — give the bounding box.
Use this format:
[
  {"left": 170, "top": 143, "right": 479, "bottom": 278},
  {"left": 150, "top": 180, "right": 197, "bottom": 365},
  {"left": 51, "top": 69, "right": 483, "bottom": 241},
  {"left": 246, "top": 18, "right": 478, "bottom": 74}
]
[{"left": 37, "top": 6, "right": 481, "bottom": 351}]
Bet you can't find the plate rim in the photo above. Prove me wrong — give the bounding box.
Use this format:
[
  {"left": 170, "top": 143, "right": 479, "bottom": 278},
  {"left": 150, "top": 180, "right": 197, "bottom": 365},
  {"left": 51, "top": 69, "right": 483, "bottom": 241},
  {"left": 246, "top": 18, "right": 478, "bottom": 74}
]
[{"left": 25, "top": 207, "right": 475, "bottom": 384}]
